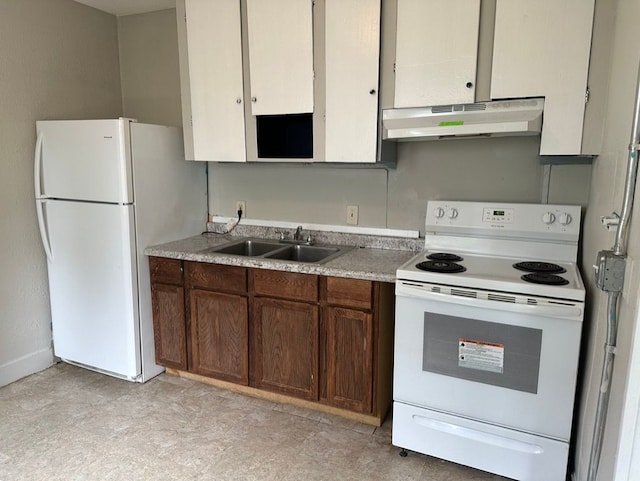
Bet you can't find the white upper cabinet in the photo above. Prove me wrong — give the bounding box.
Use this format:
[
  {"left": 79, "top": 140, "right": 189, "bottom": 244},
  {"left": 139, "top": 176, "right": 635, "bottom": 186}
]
[
  {"left": 491, "top": 0, "right": 595, "bottom": 155},
  {"left": 246, "top": 0, "right": 314, "bottom": 116},
  {"left": 325, "top": 0, "right": 381, "bottom": 163},
  {"left": 179, "top": 0, "right": 246, "bottom": 161},
  {"left": 394, "top": 0, "right": 480, "bottom": 108}
]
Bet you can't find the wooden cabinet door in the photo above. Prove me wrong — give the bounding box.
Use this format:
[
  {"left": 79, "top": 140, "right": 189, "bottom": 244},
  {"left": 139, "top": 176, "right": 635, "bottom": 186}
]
[
  {"left": 325, "top": 306, "right": 373, "bottom": 414},
  {"left": 246, "top": 0, "right": 314, "bottom": 115},
  {"left": 491, "top": 0, "right": 594, "bottom": 154},
  {"left": 252, "top": 298, "right": 319, "bottom": 400},
  {"left": 325, "top": 0, "right": 380, "bottom": 163},
  {"left": 151, "top": 284, "right": 187, "bottom": 370},
  {"left": 180, "top": 0, "right": 246, "bottom": 161},
  {"left": 190, "top": 289, "right": 249, "bottom": 384},
  {"left": 394, "top": 0, "right": 480, "bottom": 108}
]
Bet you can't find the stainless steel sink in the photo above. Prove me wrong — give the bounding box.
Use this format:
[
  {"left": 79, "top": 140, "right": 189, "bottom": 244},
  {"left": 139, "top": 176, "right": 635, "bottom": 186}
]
[
  {"left": 200, "top": 238, "right": 352, "bottom": 264},
  {"left": 264, "top": 245, "right": 347, "bottom": 263},
  {"left": 201, "top": 239, "right": 282, "bottom": 256}
]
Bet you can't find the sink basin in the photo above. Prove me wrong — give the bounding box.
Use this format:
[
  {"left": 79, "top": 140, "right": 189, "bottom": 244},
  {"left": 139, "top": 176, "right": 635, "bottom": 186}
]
[
  {"left": 201, "top": 238, "right": 353, "bottom": 264},
  {"left": 203, "top": 239, "right": 282, "bottom": 256},
  {"left": 264, "top": 245, "right": 343, "bottom": 263}
]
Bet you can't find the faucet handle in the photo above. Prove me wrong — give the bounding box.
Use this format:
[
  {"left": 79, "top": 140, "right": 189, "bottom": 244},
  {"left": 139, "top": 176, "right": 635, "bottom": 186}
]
[{"left": 275, "top": 231, "right": 286, "bottom": 241}]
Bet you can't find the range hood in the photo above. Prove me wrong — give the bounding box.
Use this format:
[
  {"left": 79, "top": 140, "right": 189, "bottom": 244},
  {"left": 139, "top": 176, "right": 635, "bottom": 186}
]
[{"left": 382, "top": 98, "right": 544, "bottom": 141}]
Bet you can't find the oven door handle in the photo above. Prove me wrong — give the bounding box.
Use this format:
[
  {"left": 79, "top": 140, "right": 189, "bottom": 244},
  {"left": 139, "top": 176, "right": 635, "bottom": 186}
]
[{"left": 396, "top": 284, "right": 583, "bottom": 320}]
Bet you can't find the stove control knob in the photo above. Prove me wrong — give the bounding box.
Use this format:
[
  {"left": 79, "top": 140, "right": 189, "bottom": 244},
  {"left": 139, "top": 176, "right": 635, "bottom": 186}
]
[
  {"left": 447, "top": 208, "right": 459, "bottom": 219},
  {"left": 559, "top": 212, "right": 573, "bottom": 225},
  {"left": 542, "top": 212, "right": 556, "bottom": 225},
  {"left": 433, "top": 207, "right": 445, "bottom": 218}
]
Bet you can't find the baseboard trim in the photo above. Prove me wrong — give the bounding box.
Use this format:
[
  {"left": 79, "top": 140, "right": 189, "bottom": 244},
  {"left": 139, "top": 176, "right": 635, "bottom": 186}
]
[{"left": 0, "top": 347, "right": 54, "bottom": 387}]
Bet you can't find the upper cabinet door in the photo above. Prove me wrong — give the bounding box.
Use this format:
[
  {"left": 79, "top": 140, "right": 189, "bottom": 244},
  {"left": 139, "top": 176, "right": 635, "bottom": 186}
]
[
  {"left": 181, "top": 0, "right": 246, "bottom": 161},
  {"left": 325, "top": 0, "right": 381, "bottom": 163},
  {"left": 491, "top": 0, "right": 595, "bottom": 155},
  {"left": 246, "top": 0, "right": 314, "bottom": 115},
  {"left": 394, "top": 0, "right": 480, "bottom": 108}
]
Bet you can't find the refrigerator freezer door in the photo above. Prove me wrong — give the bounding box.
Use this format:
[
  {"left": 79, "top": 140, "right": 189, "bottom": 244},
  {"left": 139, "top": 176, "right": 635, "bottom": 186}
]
[
  {"left": 46, "top": 200, "right": 141, "bottom": 380},
  {"left": 36, "top": 119, "right": 133, "bottom": 204}
]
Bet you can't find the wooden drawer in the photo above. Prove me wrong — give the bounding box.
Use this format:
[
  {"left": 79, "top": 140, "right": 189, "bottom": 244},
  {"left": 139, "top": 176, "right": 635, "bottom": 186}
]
[
  {"left": 187, "top": 262, "right": 247, "bottom": 294},
  {"left": 325, "top": 277, "right": 373, "bottom": 310},
  {"left": 149, "top": 257, "right": 183, "bottom": 285},
  {"left": 251, "top": 269, "right": 318, "bottom": 302}
]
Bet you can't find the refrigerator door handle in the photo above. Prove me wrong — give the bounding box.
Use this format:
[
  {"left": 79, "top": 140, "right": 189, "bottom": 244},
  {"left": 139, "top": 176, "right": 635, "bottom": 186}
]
[
  {"left": 36, "top": 199, "right": 53, "bottom": 262},
  {"left": 34, "top": 131, "right": 45, "bottom": 198},
  {"left": 34, "top": 133, "right": 53, "bottom": 261}
]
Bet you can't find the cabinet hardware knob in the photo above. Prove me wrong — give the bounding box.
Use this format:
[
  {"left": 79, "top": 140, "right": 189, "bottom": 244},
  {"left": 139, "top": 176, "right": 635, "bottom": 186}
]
[
  {"left": 369, "top": 89, "right": 376, "bottom": 95},
  {"left": 251, "top": 97, "right": 257, "bottom": 103},
  {"left": 466, "top": 82, "right": 473, "bottom": 89},
  {"left": 236, "top": 98, "right": 242, "bottom": 104}
]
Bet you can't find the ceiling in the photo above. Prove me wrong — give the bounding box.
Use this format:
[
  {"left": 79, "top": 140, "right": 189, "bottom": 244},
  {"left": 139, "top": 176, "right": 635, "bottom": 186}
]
[{"left": 73, "top": 0, "right": 175, "bottom": 16}]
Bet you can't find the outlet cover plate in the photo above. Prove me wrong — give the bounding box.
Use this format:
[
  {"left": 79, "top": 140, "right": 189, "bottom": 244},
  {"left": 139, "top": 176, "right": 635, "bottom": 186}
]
[{"left": 347, "top": 205, "right": 358, "bottom": 225}]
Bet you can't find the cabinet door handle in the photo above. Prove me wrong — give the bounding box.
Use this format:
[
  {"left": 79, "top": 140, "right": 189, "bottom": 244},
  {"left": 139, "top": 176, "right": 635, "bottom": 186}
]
[
  {"left": 236, "top": 98, "right": 242, "bottom": 104},
  {"left": 251, "top": 97, "right": 257, "bottom": 103},
  {"left": 369, "top": 89, "right": 376, "bottom": 95},
  {"left": 466, "top": 82, "right": 473, "bottom": 89}
]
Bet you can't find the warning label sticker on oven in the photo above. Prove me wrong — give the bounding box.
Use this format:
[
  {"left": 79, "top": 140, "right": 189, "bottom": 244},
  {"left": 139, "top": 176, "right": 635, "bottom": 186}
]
[{"left": 458, "top": 339, "right": 504, "bottom": 374}]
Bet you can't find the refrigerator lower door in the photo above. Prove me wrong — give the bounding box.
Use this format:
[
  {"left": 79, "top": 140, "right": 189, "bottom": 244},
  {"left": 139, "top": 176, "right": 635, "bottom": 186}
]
[{"left": 45, "top": 200, "right": 141, "bottom": 380}]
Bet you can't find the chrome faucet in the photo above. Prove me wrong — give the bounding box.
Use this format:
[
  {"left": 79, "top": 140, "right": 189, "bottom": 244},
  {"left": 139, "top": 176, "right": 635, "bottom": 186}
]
[{"left": 279, "top": 225, "right": 314, "bottom": 245}]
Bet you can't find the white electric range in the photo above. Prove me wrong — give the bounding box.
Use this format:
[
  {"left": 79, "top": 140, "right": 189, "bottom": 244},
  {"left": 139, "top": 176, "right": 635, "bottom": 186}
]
[{"left": 392, "top": 201, "right": 585, "bottom": 481}]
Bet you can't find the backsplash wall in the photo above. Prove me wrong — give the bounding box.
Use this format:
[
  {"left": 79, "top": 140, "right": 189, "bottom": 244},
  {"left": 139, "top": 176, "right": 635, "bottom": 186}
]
[
  {"left": 209, "top": 136, "right": 592, "bottom": 233},
  {"left": 119, "top": 9, "right": 592, "bottom": 235}
]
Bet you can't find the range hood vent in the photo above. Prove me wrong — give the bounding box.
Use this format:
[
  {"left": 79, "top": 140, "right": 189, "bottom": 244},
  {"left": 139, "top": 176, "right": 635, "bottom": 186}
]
[{"left": 382, "top": 98, "right": 544, "bottom": 142}]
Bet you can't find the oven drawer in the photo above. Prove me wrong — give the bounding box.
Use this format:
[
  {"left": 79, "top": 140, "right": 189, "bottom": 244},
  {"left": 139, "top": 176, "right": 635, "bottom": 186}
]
[{"left": 392, "top": 402, "right": 569, "bottom": 481}]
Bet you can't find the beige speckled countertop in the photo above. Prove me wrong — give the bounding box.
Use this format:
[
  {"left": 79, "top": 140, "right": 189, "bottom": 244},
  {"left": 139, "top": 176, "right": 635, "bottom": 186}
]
[{"left": 145, "top": 228, "right": 422, "bottom": 283}]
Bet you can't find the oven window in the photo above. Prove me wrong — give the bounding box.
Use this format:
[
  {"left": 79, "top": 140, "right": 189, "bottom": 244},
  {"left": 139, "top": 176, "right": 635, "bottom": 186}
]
[{"left": 423, "top": 313, "right": 542, "bottom": 394}]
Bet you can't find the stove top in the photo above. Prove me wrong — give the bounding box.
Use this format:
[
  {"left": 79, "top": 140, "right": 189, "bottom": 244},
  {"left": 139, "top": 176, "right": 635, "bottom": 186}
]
[
  {"left": 397, "top": 250, "right": 585, "bottom": 301},
  {"left": 397, "top": 201, "right": 586, "bottom": 302}
]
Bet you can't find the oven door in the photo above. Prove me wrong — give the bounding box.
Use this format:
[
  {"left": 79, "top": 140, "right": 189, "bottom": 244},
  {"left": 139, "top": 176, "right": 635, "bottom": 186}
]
[{"left": 393, "top": 281, "right": 584, "bottom": 441}]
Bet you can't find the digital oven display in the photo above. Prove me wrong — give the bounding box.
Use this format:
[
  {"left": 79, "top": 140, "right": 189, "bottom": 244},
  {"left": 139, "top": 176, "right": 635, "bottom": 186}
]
[{"left": 483, "top": 207, "right": 514, "bottom": 224}]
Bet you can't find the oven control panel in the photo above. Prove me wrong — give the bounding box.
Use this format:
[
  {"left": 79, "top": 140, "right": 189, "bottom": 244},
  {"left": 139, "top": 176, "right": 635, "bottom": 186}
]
[{"left": 425, "top": 201, "right": 582, "bottom": 241}]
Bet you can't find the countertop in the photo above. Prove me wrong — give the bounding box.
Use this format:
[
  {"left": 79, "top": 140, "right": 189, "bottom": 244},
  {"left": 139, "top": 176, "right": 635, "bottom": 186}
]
[{"left": 145, "top": 230, "right": 422, "bottom": 283}]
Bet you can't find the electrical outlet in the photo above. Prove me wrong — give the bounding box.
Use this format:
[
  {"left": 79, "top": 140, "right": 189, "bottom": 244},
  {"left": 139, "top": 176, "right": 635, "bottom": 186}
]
[
  {"left": 347, "top": 205, "right": 358, "bottom": 225},
  {"left": 235, "top": 200, "right": 246, "bottom": 217}
]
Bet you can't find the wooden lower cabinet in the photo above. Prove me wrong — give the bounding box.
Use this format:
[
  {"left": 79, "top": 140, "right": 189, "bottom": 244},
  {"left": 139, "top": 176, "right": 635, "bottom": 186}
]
[
  {"left": 190, "top": 289, "right": 249, "bottom": 384},
  {"left": 251, "top": 297, "right": 319, "bottom": 400},
  {"left": 150, "top": 257, "right": 394, "bottom": 425},
  {"left": 151, "top": 283, "right": 187, "bottom": 370},
  {"left": 150, "top": 257, "right": 188, "bottom": 370},
  {"left": 325, "top": 306, "right": 373, "bottom": 414}
]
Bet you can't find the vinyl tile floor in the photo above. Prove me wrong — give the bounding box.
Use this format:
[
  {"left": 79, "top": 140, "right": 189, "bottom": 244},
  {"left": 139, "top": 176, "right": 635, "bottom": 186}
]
[{"left": 0, "top": 363, "right": 512, "bottom": 481}]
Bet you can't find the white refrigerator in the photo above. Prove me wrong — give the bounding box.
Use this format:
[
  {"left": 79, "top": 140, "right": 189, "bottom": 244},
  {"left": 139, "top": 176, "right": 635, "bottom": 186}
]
[{"left": 34, "top": 118, "right": 206, "bottom": 382}]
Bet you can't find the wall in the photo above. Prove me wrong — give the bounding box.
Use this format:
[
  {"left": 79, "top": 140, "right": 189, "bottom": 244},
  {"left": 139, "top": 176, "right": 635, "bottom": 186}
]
[
  {"left": 117, "top": 9, "right": 182, "bottom": 127},
  {"left": 210, "top": 137, "right": 592, "bottom": 232},
  {"left": 573, "top": 0, "right": 640, "bottom": 478},
  {"left": 0, "top": 0, "right": 122, "bottom": 387}
]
